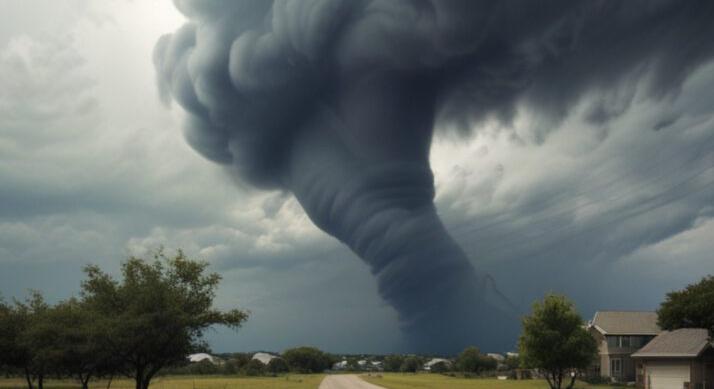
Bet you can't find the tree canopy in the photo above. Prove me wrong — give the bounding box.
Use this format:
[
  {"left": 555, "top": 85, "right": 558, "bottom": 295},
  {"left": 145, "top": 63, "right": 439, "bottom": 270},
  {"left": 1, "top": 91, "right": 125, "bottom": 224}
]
[
  {"left": 282, "top": 347, "right": 333, "bottom": 373},
  {"left": 81, "top": 249, "right": 248, "bottom": 389},
  {"left": 658, "top": 275, "right": 714, "bottom": 335},
  {"left": 456, "top": 346, "right": 497, "bottom": 374},
  {"left": 519, "top": 294, "right": 597, "bottom": 389}
]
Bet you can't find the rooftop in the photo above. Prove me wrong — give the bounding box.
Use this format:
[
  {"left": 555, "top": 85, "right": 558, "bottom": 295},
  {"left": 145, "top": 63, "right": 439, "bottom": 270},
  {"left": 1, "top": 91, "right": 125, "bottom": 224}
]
[
  {"left": 632, "top": 328, "right": 711, "bottom": 358},
  {"left": 590, "top": 311, "right": 660, "bottom": 335}
]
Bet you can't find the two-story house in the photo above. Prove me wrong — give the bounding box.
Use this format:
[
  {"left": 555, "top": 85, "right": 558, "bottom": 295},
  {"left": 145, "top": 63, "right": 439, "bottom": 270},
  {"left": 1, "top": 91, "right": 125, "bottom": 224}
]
[{"left": 588, "top": 311, "right": 661, "bottom": 383}]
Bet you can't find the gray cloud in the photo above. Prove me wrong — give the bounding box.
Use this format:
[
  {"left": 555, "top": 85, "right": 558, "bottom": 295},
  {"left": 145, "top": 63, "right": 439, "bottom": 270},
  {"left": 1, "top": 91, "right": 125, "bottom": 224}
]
[{"left": 155, "top": 0, "right": 714, "bottom": 353}]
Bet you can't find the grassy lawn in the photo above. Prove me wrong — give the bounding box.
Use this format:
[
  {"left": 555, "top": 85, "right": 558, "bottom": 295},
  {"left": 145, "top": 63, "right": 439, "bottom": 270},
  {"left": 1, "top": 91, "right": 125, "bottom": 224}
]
[
  {"left": 362, "top": 373, "right": 618, "bottom": 389},
  {"left": 0, "top": 375, "right": 325, "bottom": 389}
]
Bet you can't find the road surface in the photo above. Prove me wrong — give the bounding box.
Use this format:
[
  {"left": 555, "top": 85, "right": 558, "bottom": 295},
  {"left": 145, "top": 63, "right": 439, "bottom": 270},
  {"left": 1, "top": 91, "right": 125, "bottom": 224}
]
[{"left": 318, "top": 375, "right": 386, "bottom": 389}]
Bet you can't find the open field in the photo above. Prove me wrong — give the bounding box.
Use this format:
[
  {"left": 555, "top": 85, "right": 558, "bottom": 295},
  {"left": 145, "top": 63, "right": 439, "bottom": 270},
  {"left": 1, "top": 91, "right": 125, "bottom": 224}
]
[
  {"left": 361, "top": 374, "right": 619, "bottom": 389},
  {"left": 0, "top": 375, "right": 325, "bottom": 389}
]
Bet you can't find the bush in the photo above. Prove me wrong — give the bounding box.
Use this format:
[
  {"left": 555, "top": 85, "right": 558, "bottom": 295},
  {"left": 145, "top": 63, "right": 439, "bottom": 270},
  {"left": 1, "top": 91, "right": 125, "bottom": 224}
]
[
  {"left": 283, "top": 346, "right": 332, "bottom": 373},
  {"left": 400, "top": 356, "right": 422, "bottom": 373},
  {"left": 383, "top": 355, "right": 405, "bottom": 372},
  {"left": 242, "top": 359, "right": 265, "bottom": 376},
  {"left": 267, "top": 358, "right": 289, "bottom": 374}
]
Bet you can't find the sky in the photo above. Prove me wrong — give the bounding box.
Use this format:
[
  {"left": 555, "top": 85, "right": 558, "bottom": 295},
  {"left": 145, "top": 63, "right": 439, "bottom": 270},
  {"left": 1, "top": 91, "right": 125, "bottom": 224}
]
[{"left": 1, "top": 0, "right": 713, "bottom": 354}]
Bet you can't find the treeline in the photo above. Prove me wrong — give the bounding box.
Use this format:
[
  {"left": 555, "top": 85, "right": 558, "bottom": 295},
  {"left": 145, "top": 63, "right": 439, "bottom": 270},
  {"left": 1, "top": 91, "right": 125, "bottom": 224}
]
[
  {"left": 164, "top": 347, "right": 335, "bottom": 377},
  {"left": 379, "top": 347, "right": 518, "bottom": 376},
  {"left": 0, "top": 250, "right": 248, "bottom": 389}
]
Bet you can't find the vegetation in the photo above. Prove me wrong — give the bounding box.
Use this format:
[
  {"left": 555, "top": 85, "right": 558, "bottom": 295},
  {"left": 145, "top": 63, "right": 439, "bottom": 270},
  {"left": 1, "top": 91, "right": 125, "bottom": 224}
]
[
  {"left": 519, "top": 294, "right": 597, "bottom": 389},
  {"left": 281, "top": 347, "right": 333, "bottom": 373},
  {"left": 456, "top": 347, "right": 496, "bottom": 374},
  {"left": 382, "top": 355, "right": 405, "bottom": 372},
  {"left": 362, "top": 374, "right": 618, "bottom": 389},
  {"left": 399, "top": 356, "right": 422, "bottom": 373},
  {"left": 0, "top": 250, "right": 249, "bottom": 389},
  {"left": 657, "top": 275, "right": 714, "bottom": 335},
  {"left": 0, "top": 375, "right": 325, "bottom": 389}
]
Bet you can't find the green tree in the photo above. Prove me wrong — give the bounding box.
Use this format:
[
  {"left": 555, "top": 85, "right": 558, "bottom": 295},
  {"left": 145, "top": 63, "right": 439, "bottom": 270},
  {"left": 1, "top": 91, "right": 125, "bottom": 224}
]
[
  {"left": 282, "top": 347, "right": 332, "bottom": 373},
  {"left": 241, "top": 359, "right": 265, "bottom": 376},
  {"left": 13, "top": 292, "right": 53, "bottom": 389},
  {"left": 519, "top": 294, "right": 597, "bottom": 389},
  {"left": 80, "top": 249, "right": 249, "bottom": 389},
  {"left": 658, "top": 275, "right": 714, "bottom": 335},
  {"left": 456, "top": 347, "right": 497, "bottom": 374},
  {"left": 399, "top": 356, "right": 421, "bottom": 373},
  {"left": 383, "top": 355, "right": 405, "bottom": 372},
  {"left": 42, "top": 298, "right": 118, "bottom": 389},
  {"left": 266, "top": 357, "right": 289, "bottom": 374}
]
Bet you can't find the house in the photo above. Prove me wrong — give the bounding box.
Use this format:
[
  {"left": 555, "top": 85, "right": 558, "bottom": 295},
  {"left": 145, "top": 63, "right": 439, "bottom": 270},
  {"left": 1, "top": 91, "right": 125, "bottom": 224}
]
[
  {"left": 487, "top": 353, "right": 506, "bottom": 362},
  {"left": 424, "top": 358, "right": 451, "bottom": 371},
  {"left": 187, "top": 353, "right": 216, "bottom": 364},
  {"left": 632, "top": 328, "right": 714, "bottom": 389},
  {"left": 588, "top": 311, "right": 660, "bottom": 383},
  {"left": 251, "top": 352, "right": 278, "bottom": 365}
]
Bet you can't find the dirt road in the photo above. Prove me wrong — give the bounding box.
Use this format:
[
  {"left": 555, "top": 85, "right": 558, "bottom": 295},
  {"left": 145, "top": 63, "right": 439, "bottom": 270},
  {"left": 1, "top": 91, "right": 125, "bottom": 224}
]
[{"left": 318, "top": 375, "right": 386, "bottom": 389}]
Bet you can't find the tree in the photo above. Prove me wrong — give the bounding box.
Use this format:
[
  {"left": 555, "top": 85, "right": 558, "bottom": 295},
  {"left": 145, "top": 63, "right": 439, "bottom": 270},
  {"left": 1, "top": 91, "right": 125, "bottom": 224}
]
[
  {"left": 241, "top": 359, "right": 265, "bottom": 376},
  {"left": 456, "top": 347, "right": 497, "bottom": 374},
  {"left": 383, "top": 355, "right": 405, "bottom": 372},
  {"left": 399, "top": 356, "right": 421, "bottom": 373},
  {"left": 519, "top": 294, "right": 597, "bottom": 389},
  {"left": 12, "top": 292, "right": 52, "bottom": 389},
  {"left": 266, "top": 358, "right": 289, "bottom": 374},
  {"left": 42, "top": 299, "right": 118, "bottom": 389},
  {"left": 282, "top": 347, "right": 332, "bottom": 373},
  {"left": 80, "top": 249, "right": 249, "bottom": 389},
  {"left": 658, "top": 275, "right": 714, "bottom": 335}
]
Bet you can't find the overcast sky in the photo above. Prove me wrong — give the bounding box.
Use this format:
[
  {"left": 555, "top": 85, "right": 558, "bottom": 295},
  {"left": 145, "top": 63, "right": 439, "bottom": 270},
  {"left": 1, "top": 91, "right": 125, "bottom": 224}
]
[{"left": 1, "top": 0, "right": 713, "bottom": 355}]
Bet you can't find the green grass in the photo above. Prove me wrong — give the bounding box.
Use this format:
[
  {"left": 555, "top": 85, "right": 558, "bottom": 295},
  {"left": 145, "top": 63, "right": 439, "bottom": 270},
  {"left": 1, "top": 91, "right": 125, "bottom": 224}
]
[
  {"left": 0, "top": 375, "right": 325, "bottom": 389},
  {"left": 361, "top": 373, "right": 619, "bottom": 389}
]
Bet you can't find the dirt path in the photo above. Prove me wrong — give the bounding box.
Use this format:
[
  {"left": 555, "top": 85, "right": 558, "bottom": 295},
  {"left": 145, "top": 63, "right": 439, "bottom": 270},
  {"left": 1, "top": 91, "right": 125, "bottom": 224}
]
[{"left": 318, "top": 374, "right": 386, "bottom": 389}]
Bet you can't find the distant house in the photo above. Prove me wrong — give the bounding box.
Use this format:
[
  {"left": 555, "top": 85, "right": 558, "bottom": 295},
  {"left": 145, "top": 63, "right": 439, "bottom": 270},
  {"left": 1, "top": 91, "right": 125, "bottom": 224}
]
[
  {"left": 424, "top": 358, "right": 451, "bottom": 371},
  {"left": 632, "top": 328, "right": 714, "bottom": 389},
  {"left": 487, "top": 353, "right": 505, "bottom": 362},
  {"left": 187, "top": 353, "right": 217, "bottom": 364},
  {"left": 588, "top": 311, "right": 660, "bottom": 383},
  {"left": 251, "top": 352, "right": 278, "bottom": 365}
]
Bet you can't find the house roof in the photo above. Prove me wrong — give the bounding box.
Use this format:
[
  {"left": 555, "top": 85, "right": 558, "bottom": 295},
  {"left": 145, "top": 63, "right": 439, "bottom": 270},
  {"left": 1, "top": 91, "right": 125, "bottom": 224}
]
[
  {"left": 632, "top": 328, "right": 711, "bottom": 358},
  {"left": 251, "top": 352, "right": 277, "bottom": 364},
  {"left": 590, "top": 311, "right": 660, "bottom": 335}
]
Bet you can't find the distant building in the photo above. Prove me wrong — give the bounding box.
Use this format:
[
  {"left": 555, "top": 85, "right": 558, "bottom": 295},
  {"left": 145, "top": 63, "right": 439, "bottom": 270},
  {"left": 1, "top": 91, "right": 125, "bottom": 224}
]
[
  {"left": 424, "top": 358, "right": 451, "bottom": 371},
  {"left": 251, "top": 352, "right": 278, "bottom": 365},
  {"left": 506, "top": 352, "right": 519, "bottom": 359},
  {"left": 487, "top": 353, "right": 505, "bottom": 362},
  {"left": 187, "top": 353, "right": 216, "bottom": 364},
  {"left": 632, "top": 328, "right": 714, "bottom": 389},
  {"left": 588, "top": 311, "right": 660, "bottom": 383}
]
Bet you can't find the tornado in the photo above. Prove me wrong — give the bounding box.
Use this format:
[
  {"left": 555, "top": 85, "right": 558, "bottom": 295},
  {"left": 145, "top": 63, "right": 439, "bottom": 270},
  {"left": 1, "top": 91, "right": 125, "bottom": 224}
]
[{"left": 154, "top": 0, "right": 714, "bottom": 352}]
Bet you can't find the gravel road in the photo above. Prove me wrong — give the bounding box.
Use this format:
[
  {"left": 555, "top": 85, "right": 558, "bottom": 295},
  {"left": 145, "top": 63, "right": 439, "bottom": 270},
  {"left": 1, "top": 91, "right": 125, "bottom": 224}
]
[{"left": 318, "top": 375, "right": 386, "bottom": 389}]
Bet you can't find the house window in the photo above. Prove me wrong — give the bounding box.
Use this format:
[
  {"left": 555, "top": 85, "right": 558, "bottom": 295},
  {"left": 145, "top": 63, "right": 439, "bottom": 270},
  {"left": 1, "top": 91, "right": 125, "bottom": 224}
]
[
  {"left": 620, "top": 336, "right": 630, "bottom": 347},
  {"left": 607, "top": 336, "right": 618, "bottom": 347},
  {"left": 611, "top": 358, "right": 622, "bottom": 376}
]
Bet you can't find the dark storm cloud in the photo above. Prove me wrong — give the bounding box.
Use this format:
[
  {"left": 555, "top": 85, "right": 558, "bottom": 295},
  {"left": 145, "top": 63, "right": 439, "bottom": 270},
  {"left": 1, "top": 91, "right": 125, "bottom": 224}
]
[{"left": 155, "top": 0, "right": 714, "bottom": 352}]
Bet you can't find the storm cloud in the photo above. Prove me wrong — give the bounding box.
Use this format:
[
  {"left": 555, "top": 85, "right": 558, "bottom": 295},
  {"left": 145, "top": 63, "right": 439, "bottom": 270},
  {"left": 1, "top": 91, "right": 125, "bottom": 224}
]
[{"left": 153, "top": 1, "right": 714, "bottom": 352}]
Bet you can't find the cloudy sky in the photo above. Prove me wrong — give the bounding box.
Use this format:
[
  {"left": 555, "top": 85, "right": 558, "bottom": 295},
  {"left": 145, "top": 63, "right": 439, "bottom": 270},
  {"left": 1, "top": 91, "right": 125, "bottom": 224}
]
[{"left": 1, "top": 0, "right": 713, "bottom": 354}]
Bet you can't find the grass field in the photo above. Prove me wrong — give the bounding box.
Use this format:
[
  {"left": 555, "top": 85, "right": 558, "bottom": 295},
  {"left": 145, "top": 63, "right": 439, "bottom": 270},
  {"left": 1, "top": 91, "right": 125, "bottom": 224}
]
[
  {"left": 0, "top": 375, "right": 325, "bottom": 389},
  {"left": 361, "top": 373, "right": 618, "bottom": 389}
]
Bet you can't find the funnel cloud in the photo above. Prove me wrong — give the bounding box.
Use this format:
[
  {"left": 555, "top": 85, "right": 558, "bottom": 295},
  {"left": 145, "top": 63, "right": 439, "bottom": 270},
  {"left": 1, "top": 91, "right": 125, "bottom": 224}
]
[{"left": 154, "top": 0, "right": 714, "bottom": 352}]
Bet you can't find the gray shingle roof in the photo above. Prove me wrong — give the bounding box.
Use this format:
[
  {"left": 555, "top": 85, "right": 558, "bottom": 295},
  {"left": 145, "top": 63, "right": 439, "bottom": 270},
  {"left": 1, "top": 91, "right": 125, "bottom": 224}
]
[
  {"left": 590, "top": 311, "right": 660, "bottom": 335},
  {"left": 632, "top": 328, "right": 711, "bottom": 358}
]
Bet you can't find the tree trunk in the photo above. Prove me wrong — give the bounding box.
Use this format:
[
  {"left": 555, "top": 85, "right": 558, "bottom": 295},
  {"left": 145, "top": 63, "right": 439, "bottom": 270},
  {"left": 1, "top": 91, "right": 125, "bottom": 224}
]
[
  {"left": 105, "top": 374, "right": 114, "bottom": 389},
  {"left": 37, "top": 374, "right": 43, "bottom": 389},
  {"left": 566, "top": 371, "right": 577, "bottom": 389},
  {"left": 24, "top": 367, "right": 34, "bottom": 389}
]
